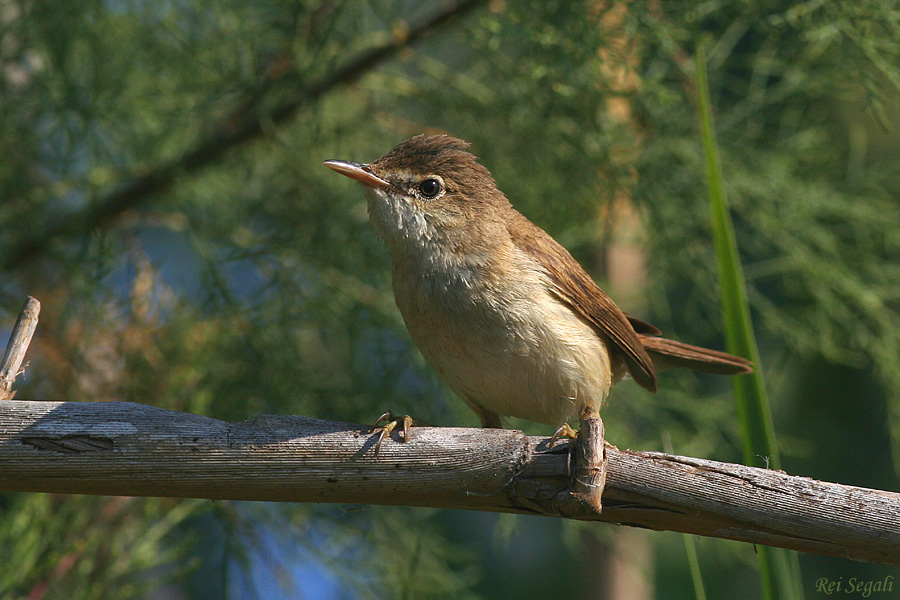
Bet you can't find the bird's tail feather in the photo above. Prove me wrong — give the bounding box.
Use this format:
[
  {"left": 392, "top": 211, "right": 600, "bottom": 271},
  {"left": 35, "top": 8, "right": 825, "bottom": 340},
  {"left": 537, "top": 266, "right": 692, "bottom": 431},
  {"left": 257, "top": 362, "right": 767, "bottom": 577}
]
[{"left": 639, "top": 334, "right": 753, "bottom": 375}]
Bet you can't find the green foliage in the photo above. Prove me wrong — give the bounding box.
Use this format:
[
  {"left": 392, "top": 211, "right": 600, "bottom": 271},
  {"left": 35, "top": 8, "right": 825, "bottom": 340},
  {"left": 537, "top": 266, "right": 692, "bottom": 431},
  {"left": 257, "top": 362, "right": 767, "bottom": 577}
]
[
  {"left": 696, "top": 42, "right": 802, "bottom": 600},
  {"left": 1, "top": 0, "right": 899, "bottom": 598},
  {"left": 0, "top": 495, "right": 196, "bottom": 600}
]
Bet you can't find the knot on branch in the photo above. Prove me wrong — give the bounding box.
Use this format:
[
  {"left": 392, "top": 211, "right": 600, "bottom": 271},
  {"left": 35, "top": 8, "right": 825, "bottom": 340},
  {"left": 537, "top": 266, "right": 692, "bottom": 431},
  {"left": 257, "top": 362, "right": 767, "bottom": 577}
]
[
  {"left": 569, "top": 417, "right": 607, "bottom": 515},
  {"left": 22, "top": 435, "right": 114, "bottom": 454}
]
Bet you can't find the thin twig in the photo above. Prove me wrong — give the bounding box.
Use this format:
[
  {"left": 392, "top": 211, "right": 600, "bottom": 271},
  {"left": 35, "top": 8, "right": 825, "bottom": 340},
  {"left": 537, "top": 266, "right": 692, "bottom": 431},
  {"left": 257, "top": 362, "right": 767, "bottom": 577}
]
[{"left": 0, "top": 297, "right": 40, "bottom": 400}]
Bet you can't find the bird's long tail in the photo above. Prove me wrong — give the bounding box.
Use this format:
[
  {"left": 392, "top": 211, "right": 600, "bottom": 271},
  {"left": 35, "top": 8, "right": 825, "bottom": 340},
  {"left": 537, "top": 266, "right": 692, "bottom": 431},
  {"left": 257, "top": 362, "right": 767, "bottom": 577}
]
[{"left": 638, "top": 334, "right": 753, "bottom": 375}]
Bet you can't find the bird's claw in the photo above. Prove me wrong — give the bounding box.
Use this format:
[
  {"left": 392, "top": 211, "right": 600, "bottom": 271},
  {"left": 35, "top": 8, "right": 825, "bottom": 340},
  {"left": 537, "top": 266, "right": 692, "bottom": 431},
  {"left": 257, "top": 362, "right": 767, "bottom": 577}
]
[
  {"left": 369, "top": 411, "right": 413, "bottom": 455},
  {"left": 549, "top": 422, "right": 579, "bottom": 448}
]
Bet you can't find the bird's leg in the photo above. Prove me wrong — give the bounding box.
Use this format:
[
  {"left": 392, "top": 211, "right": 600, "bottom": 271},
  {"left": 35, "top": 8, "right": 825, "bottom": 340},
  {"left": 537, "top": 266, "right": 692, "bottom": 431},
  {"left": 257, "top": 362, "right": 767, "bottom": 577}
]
[
  {"left": 470, "top": 403, "right": 502, "bottom": 429},
  {"left": 369, "top": 411, "right": 413, "bottom": 455}
]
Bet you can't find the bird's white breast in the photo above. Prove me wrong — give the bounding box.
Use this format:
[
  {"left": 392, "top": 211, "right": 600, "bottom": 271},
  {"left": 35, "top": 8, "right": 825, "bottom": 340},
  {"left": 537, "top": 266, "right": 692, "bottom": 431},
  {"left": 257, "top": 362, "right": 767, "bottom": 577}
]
[
  {"left": 392, "top": 243, "right": 613, "bottom": 426},
  {"left": 364, "top": 185, "right": 614, "bottom": 426}
]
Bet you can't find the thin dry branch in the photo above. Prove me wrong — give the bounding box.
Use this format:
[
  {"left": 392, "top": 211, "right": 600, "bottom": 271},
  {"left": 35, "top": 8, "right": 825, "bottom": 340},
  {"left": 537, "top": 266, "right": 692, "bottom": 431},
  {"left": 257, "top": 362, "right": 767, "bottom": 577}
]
[
  {"left": 0, "top": 297, "right": 40, "bottom": 400},
  {"left": 1, "top": 0, "right": 488, "bottom": 273},
  {"left": 0, "top": 399, "right": 898, "bottom": 565}
]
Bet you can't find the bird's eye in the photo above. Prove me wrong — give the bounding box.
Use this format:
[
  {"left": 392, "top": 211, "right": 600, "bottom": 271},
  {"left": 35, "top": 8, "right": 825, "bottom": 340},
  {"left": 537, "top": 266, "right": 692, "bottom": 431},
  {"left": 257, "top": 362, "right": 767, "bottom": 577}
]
[{"left": 418, "top": 178, "right": 442, "bottom": 198}]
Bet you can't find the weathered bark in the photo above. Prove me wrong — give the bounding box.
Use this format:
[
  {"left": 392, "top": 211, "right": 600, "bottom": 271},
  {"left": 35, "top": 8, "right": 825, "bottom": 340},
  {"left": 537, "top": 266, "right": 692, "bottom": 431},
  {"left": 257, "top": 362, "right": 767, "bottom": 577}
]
[
  {"left": 0, "top": 400, "right": 897, "bottom": 565},
  {"left": 0, "top": 296, "right": 39, "bottom": 400}
]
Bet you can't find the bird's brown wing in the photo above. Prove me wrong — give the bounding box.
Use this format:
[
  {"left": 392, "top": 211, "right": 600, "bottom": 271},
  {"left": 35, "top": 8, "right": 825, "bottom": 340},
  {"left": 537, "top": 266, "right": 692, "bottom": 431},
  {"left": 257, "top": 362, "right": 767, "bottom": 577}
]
[{"left": 510, "top": 213, "right": 658, "bottom": 392}]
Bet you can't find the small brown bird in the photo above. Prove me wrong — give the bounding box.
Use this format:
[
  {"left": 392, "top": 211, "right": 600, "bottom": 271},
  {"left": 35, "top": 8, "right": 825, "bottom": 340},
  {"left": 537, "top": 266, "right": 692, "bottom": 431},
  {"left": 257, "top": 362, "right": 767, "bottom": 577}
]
[{"left": 324, "top": 135, "right": 751, "bottom": 440}]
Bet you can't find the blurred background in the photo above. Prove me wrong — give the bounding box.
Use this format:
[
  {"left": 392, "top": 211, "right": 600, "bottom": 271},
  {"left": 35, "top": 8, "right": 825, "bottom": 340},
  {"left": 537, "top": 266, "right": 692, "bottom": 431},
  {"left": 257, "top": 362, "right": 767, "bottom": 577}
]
[{"left": 1, "top": 0, "right": 899, "bottom": 598}]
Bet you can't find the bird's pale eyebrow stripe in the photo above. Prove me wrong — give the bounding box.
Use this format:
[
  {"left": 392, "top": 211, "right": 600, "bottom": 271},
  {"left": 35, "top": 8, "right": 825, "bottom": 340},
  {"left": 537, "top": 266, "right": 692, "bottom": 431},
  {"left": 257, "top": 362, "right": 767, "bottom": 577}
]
[
  {"left": 392, "top": 170, "right": 422, "bottom": 181},
  {"left": 384, "top": 170, "right": 442, "bottom": 190}
]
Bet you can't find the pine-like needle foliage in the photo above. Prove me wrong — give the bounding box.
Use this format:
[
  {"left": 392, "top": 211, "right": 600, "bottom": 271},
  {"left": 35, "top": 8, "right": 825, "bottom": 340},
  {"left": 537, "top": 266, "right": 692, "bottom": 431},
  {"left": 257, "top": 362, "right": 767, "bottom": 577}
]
[{"left": 1, "top": 0, "right": 898, "bottom": 598}]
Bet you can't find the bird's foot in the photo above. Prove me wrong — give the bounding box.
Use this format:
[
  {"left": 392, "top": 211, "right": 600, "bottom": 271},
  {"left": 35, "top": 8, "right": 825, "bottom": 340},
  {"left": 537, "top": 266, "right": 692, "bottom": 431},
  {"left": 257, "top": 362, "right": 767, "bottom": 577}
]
[
  {"left": 369, "top": 411, "right": 413, "bottom": 455},
  {"left": 549, "top": 422, "right": 579, "bottom": 448}
]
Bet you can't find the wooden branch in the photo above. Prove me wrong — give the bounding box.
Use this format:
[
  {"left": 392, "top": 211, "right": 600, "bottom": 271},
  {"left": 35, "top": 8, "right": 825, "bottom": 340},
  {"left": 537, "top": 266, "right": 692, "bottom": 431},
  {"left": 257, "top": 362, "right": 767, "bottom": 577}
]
[
  {"left": 0, "top": 0, "right": 488, "bottom": 274},
  {"left": 0, "top": 297, "right": 40, "bottom": 400},
  {"left": 570, "top": 416, "right": 606, "bottom": 513},
  {"left": 1, "top": 399, "right": 898, "bottom": 566}
]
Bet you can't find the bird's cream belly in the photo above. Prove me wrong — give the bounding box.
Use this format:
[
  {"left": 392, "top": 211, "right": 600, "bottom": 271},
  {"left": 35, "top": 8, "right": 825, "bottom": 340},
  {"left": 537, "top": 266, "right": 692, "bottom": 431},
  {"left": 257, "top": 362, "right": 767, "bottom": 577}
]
[{"left": 399, "top": 284, "right": 613, "bottom": 426}]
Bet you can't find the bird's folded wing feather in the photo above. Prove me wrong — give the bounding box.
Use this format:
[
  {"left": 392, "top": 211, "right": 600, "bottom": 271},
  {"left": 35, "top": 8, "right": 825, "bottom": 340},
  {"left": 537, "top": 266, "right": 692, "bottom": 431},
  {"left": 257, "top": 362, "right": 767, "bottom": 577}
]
[{"left": 509, "top": 213, "right": 658, "bottom": 392}]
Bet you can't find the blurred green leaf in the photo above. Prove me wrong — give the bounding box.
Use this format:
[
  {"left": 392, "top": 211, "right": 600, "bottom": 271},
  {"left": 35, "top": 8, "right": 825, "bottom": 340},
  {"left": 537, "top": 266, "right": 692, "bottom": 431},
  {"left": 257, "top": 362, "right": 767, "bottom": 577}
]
[{"left": 696, "top": 41, "right": 804, "bottom": 600}]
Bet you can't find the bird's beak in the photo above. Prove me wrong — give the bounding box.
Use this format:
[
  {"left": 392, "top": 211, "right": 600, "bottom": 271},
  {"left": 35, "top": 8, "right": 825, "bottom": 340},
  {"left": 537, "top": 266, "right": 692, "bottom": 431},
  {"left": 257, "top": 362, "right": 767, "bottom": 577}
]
[{"left": 323, "top": 160, "right": 391, "bottom": 189}]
